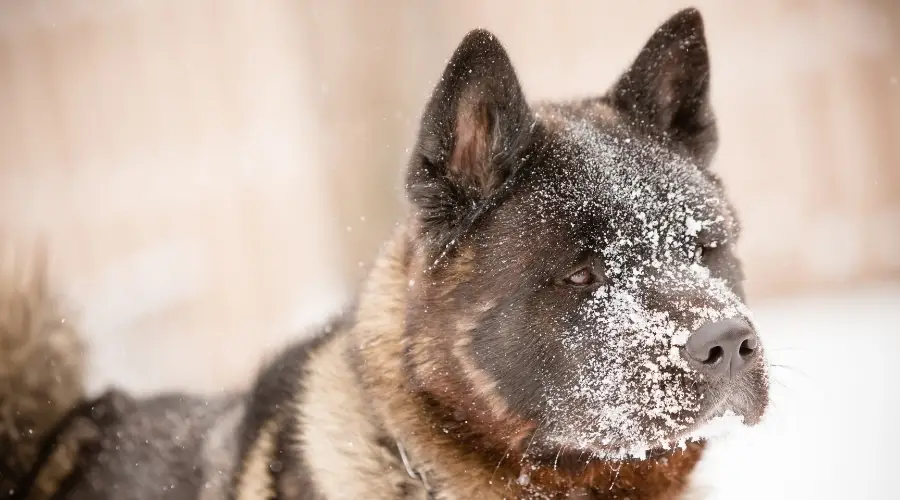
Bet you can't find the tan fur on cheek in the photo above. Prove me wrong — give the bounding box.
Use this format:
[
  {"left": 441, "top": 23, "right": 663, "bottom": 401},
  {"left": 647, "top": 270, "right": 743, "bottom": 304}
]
[
  {"left": 409, "top": 290, "right": 534, "bottom": 450},
  {"left": 452, "top": 326, "right": 512, "bottom": 421},
  {"left": 408, "top": 239, "right": 539, "bottom": 449}
]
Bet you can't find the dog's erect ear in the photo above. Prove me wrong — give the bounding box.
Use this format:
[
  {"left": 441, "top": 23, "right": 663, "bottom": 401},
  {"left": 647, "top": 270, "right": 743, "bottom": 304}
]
[
  {"left": 609, "top": 8, "right": 717, "bottom": 166},
  {"left": 407, "top": 29, "right": 532, "bottom": 246}
]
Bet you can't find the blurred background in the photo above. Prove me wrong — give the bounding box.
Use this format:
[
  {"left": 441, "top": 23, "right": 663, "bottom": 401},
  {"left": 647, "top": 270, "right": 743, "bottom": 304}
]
[{"left": 0, "top": 1, "right": 899, "bottom": 497}]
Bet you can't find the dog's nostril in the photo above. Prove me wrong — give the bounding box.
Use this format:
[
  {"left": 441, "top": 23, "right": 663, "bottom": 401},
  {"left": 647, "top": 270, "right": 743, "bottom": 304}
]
[
  {"left": 739, "top": 337, "right": 757, "bottom": 358},
  {"left": 703, "top": 346, "right": 724, "bottom": 365}
]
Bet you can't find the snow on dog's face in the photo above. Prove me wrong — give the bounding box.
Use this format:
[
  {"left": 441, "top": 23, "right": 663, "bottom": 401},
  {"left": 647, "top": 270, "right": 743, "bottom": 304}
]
[
  {"left": 405, "top": 10, "right": 768, "bottom": 462},
  {"left": 503, "top": 119, "right": 767, "bottom": 459}
]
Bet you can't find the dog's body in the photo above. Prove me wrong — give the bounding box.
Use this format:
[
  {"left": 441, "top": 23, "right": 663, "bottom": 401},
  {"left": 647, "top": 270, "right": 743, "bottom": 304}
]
[{"left": 0, "top": 9, "right": 769, "bottom": 500}]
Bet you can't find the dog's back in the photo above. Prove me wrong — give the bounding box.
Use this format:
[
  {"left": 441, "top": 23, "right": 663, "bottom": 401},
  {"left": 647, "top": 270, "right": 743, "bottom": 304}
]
[
  {"left": 0, "top": 247, "right": 338, "bottom": 499},
  {"left": 0, "top": 243, "right": 245, "bottom": 499}
]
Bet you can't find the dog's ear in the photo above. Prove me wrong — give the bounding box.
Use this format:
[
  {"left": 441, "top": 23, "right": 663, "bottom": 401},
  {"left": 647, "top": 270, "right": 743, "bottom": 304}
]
[
  {"left": 407, "top": 29, "right": 532, "bottom": 246},
  {"left": 608, "top": 8, "right": 717, "bottom": 166}
]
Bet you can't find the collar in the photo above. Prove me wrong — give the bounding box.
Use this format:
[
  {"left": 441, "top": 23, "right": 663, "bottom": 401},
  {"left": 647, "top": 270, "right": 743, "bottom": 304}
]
[{"left": 395, "top": 439, "right": 435, "bottom": 499}]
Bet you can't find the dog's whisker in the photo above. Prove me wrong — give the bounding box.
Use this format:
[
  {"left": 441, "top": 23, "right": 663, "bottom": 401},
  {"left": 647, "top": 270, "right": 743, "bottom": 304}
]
[
  {"left": 521, "top": 417, "right": 547, "bottom": 460},
  {"left": 580, "top": 450, "right": 595, "bottom": 473},
  {"left": 553, "top": 446, "right": 565, "bottom": 471},
  {"left": 490, "top": 444, "right": 515, "bottom": 484},
  {"left": 608, "top": 462, "right": 623, "bottom": 491},
  {"left": 768, "top": 363, "right": 813, "bottom": 381},
  {"left": 764, "top": 346, "right": 803, "bottom": 353}
]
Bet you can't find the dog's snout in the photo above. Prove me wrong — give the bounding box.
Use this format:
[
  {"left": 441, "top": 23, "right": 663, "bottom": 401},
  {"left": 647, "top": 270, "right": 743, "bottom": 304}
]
[{"left": 681, "top": 318, "right": 759, "bottom": 378}]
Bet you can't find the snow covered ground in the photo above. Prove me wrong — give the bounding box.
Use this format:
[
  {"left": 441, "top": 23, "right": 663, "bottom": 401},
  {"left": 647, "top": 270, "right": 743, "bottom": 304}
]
[{"left": 691, "top": 283, "right": 900, "bottom": 499}]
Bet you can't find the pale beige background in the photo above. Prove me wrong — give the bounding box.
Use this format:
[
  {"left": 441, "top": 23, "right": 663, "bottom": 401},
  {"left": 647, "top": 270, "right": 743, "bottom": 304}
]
[{"left": 0, "top": 0, "right": 897, "bottom": 393}]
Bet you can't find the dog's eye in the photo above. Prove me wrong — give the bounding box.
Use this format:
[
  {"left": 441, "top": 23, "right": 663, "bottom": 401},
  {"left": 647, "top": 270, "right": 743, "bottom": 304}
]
[{"left": 565, "top": 267, "right": 596, "bottom": 287}]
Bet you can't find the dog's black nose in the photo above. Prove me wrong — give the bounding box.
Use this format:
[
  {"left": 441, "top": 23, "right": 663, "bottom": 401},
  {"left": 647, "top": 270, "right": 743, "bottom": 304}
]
[{"left": 681, "top": 319, "right": 759, "bottom": 379}]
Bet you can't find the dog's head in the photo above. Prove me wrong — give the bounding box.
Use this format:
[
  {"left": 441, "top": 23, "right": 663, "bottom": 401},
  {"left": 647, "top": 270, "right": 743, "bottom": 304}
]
[{"left": 403, "top": 8, "right": 768, "bottom": 461}]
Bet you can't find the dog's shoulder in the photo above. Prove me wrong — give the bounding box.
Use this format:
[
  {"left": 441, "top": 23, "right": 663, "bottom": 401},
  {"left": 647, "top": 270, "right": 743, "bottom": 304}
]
[
  {"left": 235, "top": 301, "right": 429, "bottom": 500},
  {"left": 230, "top": 316, "right": 344, "bottom": 500}
]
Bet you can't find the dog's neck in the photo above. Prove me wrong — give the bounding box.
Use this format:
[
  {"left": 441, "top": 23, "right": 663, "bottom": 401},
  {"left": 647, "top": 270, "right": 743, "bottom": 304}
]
[{"left": 351, "top": 227, "right": 705, "bottom": 499}]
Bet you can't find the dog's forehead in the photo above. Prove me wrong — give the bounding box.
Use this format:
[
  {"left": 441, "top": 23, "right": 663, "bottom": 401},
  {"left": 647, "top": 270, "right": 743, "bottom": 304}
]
[{"left": 522, "top": 115, "right": 729, "bottom": 239}]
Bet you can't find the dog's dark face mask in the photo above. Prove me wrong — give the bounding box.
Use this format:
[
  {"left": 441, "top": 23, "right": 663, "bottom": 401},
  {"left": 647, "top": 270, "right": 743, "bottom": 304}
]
[{"left": 404, "top": 9, "right": 768, "bottom": 460}]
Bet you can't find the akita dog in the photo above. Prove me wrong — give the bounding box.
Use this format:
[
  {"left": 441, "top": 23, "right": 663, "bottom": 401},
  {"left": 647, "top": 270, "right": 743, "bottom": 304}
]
[{"left": 1, "top": 8, "right": 768, "bottom": 499}]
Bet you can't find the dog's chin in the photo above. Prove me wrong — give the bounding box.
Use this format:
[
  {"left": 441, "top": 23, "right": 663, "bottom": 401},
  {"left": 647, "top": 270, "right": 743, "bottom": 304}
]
[
  {"left": 533, "top": 389, "right": 767, "bottom": 463},
  {"left": 550, "top": 413, "right": 747, "bottom": 462},
  {"left": 532, "top": 431, "right": 702, "bottom": 464}
]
